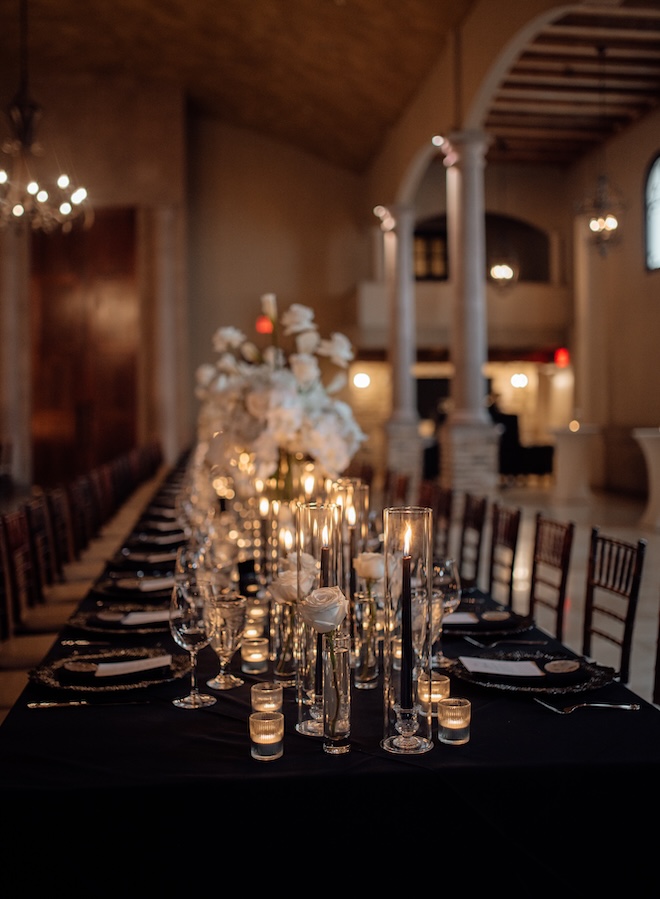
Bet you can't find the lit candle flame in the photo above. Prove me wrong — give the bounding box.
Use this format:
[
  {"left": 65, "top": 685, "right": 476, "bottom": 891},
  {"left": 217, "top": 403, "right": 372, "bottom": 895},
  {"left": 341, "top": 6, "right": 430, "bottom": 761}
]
[
  {"left": 303, "top": 474, "right": 315, "bottom": 498},
  {"left": 403, "top": 524, "right": 412, "bottom": 556},
  {"left": 322, "top": 525, "right": 329, "bottom": 547},
  {"left": 281, "top": 528, "right": 294, "bottom": 552},
  {"left": 346, "top": 505, "right": 356, "bottom": 527},
  {"left": 259, "top": 496, "right": 270, "bottom": 517}
]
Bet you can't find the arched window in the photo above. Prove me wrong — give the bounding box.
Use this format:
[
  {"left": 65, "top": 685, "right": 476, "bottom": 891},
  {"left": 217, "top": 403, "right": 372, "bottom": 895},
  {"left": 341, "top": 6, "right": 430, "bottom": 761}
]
[{"left": 645, "top": 154, "right": 660, "bottom": 271}]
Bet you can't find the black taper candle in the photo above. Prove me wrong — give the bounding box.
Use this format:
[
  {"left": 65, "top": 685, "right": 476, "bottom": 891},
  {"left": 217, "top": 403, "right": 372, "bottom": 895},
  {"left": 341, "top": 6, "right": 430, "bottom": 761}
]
[
  {"left": 400, "top": 551, "right": 413, "bottom": 708},
  {"left": 315, "top": 545, "right": 330, "bottom": 695},
  {"left": 349, "top": 525, "right": 357, "bottom": 599}
]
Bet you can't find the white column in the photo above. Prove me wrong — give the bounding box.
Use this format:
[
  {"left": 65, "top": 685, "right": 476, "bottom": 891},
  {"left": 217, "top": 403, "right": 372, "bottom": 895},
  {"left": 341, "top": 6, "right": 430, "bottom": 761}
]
[
  {"left": 388, "top": 203, "right": 418, "bottom": 427},
  {"left": 446, "top": 129, "right": 490, "bottom": 426},
  {"left": 382, "top": 203, "right": 422, "bottom": 492},
  {"left": 440, "top": 129, "right": 500, "bottom": 493}
]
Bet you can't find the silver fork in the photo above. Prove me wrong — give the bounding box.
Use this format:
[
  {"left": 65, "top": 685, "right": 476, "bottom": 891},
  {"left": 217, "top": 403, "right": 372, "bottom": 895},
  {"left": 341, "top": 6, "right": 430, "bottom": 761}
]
[
  {"left": 534, "top": 697, "right": 641, "bottom": 714},
  {"left": 464, "top": 636, "right": 548, "bottom": 648}
]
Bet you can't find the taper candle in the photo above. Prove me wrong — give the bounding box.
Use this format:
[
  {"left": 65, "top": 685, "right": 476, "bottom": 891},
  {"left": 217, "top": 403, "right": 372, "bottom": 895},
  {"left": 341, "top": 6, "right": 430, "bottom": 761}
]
[
  {"left": 315, "top": 539, "right": 330, "bottom": 696},
  {"left": 400, "top": 524, "right": 413, "bottom": 709},
  {"left": 347, "top": 505, "right": 357, "bottom": 599}
]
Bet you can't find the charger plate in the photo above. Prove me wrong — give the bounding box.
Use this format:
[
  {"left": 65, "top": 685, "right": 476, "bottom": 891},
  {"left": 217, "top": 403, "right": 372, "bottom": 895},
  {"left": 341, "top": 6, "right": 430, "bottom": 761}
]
[
  {"left": 443, "top": 609, "right": 534, "bottom": 637},
  {"left": 68, "top": 605, "right": 170, "bottom": 635},
  {"left": 446, "top": 650, "right": 615, "bottom": 695},
  {"left": 30, "top": 647, "right": 190, "bottom": 693},
  {"left": 91, "top": 577, "right": 174, "bottom": 601}
]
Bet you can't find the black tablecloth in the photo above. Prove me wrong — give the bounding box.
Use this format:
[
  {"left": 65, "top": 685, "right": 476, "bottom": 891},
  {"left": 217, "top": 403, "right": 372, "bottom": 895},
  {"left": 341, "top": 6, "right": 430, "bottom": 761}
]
[{"left": 1, "top": 469, "right": 659, "bottom": 893}]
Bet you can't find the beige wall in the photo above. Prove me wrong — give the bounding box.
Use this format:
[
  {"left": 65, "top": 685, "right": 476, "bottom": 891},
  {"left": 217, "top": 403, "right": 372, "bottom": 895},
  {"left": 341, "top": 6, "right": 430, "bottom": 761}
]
[{"left": 186, "top": 117, "right": 371, "bottom": 409}]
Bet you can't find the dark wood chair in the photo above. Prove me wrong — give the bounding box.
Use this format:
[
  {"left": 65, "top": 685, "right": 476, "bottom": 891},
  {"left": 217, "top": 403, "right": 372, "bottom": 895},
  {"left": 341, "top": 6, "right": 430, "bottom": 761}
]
[
  {"left": 46, "top": 486, "right": 78, "bottom": 567},
  {"left": 417, "top": 479, "right": 454, "bottom": 559},
  {"left": 528, "top": 512, "right": 575, "bottom": 642},
  {"left": 486, "top": 501, "right": 522, "bottom": 607},
  {"left": 0, "top": 508, "right": 77, "bottom": 635},
  {"left": 456, "top": 493, "right": 488, "bottom": 590},
  {"left": 581, "top": 527, "right": 646, "bottom": 685},
  {"left": 382, "top": 470, "right": 411, "bottom": 508},
  {"left": 26, "top": 492, "right": 91, "bottom": 603}
]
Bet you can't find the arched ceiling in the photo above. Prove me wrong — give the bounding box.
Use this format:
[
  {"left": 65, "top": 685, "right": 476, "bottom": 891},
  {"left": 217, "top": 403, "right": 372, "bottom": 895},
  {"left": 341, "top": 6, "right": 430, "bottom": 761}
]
[{"left": 0, "top": 0, "right": 657, "bottom": 173}]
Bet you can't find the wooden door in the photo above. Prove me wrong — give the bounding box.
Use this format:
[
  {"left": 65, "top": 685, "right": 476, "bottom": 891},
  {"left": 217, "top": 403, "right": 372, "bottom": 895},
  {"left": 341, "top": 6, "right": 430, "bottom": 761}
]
[{"left": 30, "top": 208, "right": 138, "bottom": 487}]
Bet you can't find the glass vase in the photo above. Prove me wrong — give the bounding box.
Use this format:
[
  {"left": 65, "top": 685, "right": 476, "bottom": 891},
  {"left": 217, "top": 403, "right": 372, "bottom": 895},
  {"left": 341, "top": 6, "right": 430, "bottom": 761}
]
[
  {"left": 381, "top": 506, "right": 433, "bottom": 754},
  {"left": 352, "top": 590, "right": 380, "bottom": 689},
  {"left": 295, "top": 502, "right": 343, "bottom": 737},
  {"left": 271, "top": 599, "right": 297, "bottom": 686},
  {"left": 323, "top": 631, "right": 351, "bottom": 754}
]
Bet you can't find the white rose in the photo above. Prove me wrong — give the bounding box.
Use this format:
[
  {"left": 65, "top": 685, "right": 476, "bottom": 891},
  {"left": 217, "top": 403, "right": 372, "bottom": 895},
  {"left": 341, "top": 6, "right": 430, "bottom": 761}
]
[
  {"left": 353, "top": 552, "right": 385, "bottom": 582},
  {"left": 213, "top": 326, "right": 245, "bottom": 353},
  {"left": 281, "top": 303, "right": 316, "bottom": 335},
  {"left": 261, "top": 293, "right": 278, "bottom": 321},
  {"left": 290, "top": 353, "right": 320, "bottom": 388},
  {"left": 317, "top": 332, "right": 354, "bottom": 368},
  {"left": 299, "top": 585, "right": 348, "bottom": 633},
  {"left": 268, "top": 569, "right": 298, "bottom": 604}
]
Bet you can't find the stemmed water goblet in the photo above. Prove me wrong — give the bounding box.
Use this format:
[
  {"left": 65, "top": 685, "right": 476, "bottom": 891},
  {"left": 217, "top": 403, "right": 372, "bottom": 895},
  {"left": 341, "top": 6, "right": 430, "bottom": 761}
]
[
  {"left": 169, "top": 579, "right": 218, "bottom": 709},
  {"left": 431, "top": 557, "right": 462, "bottom": 668},
  {"left": 207, "top": 590, "right": 248, "bottom": 690}
]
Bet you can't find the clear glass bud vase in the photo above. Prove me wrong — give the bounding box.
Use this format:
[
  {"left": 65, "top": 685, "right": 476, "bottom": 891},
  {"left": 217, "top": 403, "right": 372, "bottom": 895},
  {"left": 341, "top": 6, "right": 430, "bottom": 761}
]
[
  {"left": 352, "top": 591, "right": 380, "bottom": 689},
  {"left": 323, "top": 631, "right": 351, "bottom": 754},
  {"left": 295, "top": 502, "right": 343, "bottom": 736}
]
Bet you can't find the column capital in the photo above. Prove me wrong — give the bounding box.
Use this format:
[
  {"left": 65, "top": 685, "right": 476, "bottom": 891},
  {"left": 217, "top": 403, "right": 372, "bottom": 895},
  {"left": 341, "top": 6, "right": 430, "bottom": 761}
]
[
  {"left": 444, "top": 129, "right": 491, "bottom": 167},
  {"left": 374, "top": 202, "right": 415, "bottom": 232}
]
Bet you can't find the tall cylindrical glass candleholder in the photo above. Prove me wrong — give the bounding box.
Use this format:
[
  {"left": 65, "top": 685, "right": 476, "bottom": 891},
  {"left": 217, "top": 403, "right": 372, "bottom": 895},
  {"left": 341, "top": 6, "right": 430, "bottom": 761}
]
[
  {"left": 295, "top": 502, "right": 343, "bottom": 736},
  {"left": 323, "top": 631, "right": 351, "bottom": 753},
  {"left": 381, "top": 506, "right": 433, "bottom": 754}
]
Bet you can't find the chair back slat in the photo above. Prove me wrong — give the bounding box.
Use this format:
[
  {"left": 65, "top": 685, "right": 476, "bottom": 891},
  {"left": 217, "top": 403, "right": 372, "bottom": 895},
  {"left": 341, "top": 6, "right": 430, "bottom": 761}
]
[
  {"left": 457, "top": 493, "right": 488, "bottom": 590},
  {"left": 487, "top": 502, "right": 522, "bottom": 607},
  {"left": 418, "top": 480, "right": 454, "bottom": 560},
  {"left": 528, "top": 512, "right": 575, "bottom": 642},
  {"left": 582, "top": 526, "right": 646, "bottom": 684}
]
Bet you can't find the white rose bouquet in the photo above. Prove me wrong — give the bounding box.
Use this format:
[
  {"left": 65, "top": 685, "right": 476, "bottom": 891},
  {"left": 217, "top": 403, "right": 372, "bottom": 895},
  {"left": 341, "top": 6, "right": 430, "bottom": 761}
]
[{"left": 195, "top": 293, "right": 366, "bottom": 489}]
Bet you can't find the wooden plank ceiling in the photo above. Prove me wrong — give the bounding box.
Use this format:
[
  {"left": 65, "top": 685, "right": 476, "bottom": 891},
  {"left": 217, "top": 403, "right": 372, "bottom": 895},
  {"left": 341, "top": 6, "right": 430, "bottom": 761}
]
[{"left": 0, "top": 0, "right": 657, "bottom": 172}]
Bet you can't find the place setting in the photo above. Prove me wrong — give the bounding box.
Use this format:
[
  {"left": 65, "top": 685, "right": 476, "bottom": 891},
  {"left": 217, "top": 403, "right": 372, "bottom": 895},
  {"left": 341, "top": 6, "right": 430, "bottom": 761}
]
[
  {"left": 445, "top": 649, "right": 616, "bottom": 695},
  {"left": 442, "top": 605, "right": 535, "bottom": 638},
  {"left": 28, "top": 646, "right": 190, "bottom": 695},
  {"left": 91, "top": 572, "right": 176, "bottom": 600},
  {"left": 67, "top": 604, "right": 172, "bottom": 636}
]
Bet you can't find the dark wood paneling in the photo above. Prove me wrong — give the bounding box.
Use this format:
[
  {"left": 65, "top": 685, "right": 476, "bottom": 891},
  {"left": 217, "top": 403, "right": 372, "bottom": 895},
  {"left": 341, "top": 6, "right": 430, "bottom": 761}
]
[{"left": 30, "top": 208, "right": 138, "bottom": 487}]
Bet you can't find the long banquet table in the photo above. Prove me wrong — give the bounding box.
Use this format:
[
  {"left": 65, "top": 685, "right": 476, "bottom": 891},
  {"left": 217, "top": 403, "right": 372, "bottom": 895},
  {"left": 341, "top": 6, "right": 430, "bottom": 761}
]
[{"left": 1, "top": 464, "right": 659, "bottom": 893}]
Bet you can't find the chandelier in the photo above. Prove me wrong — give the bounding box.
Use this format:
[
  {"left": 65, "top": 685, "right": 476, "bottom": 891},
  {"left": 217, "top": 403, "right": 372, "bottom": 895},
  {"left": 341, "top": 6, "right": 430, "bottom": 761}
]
[
  {"left": 0, "top": 0, "right": 90, "bottom": 232},
  {"left": 577, "top": 45, "right": 623, "bottom": 257}
]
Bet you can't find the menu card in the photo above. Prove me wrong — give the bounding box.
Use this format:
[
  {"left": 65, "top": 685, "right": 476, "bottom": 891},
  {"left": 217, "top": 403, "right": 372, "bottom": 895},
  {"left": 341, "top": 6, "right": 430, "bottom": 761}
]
[
  {"left": 95, "top": 654, "right": 172, "bottom": 677},
  {"left": 458, "top": 656, "right": 544, "bottom": 677}
]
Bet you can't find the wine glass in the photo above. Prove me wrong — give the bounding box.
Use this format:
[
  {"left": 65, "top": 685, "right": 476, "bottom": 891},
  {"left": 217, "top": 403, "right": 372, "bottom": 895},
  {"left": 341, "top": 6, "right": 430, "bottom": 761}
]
[
  {"left": 207, "top": 590, "right": 248, "bottom": 690},
  {"left": 431, "top": 558, "right": 462, "bottom": 669},
  {"left": 169, "top": 580, "right": 218, "bottom": 709}
]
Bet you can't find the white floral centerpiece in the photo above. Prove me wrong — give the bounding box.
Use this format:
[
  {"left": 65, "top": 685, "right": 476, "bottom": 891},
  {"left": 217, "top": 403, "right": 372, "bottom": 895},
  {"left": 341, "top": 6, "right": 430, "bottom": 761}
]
[{"left": 195, "top": 293, "right": 366, "bottom": 494}]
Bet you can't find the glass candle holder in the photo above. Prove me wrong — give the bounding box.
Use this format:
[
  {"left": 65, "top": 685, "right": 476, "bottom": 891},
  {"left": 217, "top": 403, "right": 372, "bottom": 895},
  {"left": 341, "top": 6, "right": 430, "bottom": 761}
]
[
  {"left": 251, "top": 681, "right": 283, "bottom": 712},
  {"left": 381, "top": 506, "right": 433, "bottom": 755},
  {"left": 241, "top": 637, "right": 269, "bottom": 674},
  {"left": 417, "top": 671, "right": 450, "bottom": 716},
  {"left": 437, "top": 697, "right": 471, "bottom": 745},
  {"left": 295, "top": 502, "right": 343, "bottom": 737},
  {"left": 249, "top": 711, "right": 285, "bottom": 761}
]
